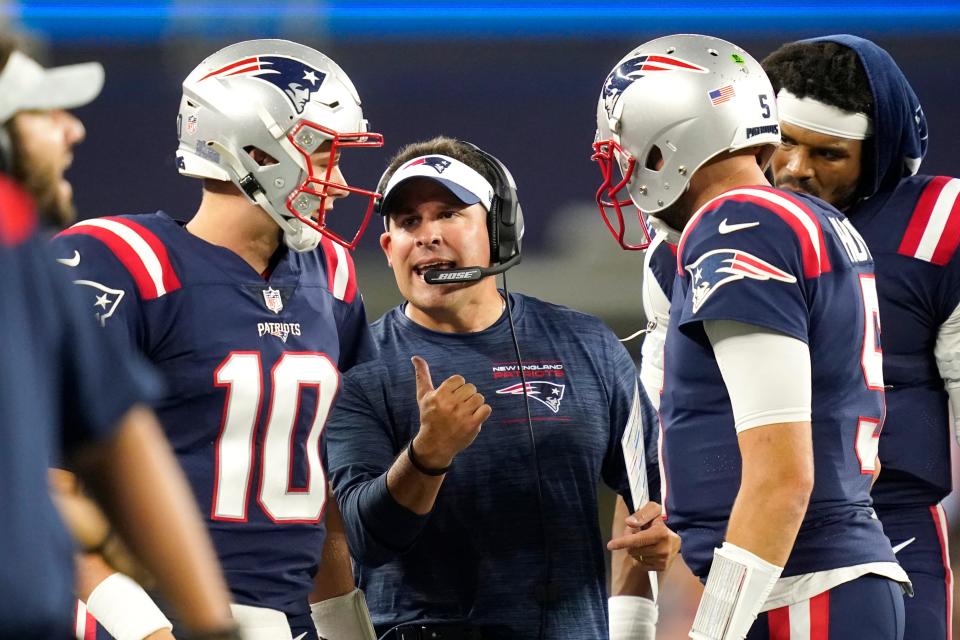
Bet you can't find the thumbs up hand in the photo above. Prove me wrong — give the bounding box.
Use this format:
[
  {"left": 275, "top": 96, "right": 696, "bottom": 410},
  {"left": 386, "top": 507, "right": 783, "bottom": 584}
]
[{"left": 410, "top": 356, "right": 492, "bottom": 470}]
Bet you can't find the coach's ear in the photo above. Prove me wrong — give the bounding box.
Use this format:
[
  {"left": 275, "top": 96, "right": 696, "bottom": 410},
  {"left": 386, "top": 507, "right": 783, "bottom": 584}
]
[{"left": 379, "top": 230, "right": 393, "bottom": 267}]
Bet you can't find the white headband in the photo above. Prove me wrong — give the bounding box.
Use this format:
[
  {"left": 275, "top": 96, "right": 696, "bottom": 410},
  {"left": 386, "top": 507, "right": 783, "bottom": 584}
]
[
  {"left": 776, "top": 88, "right": 873, "bottom": 140},
  {"left": 380, "top": 154, "right": 495, "bottom": 228}
]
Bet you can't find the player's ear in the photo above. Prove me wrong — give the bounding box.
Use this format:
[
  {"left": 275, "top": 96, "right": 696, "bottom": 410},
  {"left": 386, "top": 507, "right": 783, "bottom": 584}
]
[{"left": 379, "top": 231, "right": 392, "bottom": 267}]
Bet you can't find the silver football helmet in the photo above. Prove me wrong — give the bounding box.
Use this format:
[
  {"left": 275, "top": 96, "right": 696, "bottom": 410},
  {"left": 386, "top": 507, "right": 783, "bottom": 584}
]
[
  {"left": 592, "top": 34, "right": 780, "bottom": 250},
  {"left": 177, "top": 39, "right": 383, "bottom": 251}
]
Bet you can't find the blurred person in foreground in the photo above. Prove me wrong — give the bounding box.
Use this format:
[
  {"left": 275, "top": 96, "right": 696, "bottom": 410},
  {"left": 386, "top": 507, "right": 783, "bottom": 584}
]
[
  {"left": 0, "top": 36, "right": 238, "bottom": 640},
  {"left": 591, "top": 34, "right": 909, "bottom": 638},
  {"left": 764, "top": 35, "right": 956, "bottom": 640},
  {"left": 51, "top": 39, "right": 384, "bottom": 640}
]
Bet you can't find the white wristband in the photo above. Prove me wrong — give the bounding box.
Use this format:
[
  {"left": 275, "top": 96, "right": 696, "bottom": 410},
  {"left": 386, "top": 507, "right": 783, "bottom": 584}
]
[
  {"left": 690, "top": 542, "right": 783, "bottom": 640},
  {"left": 609, "top": 595, "right": 658, "bottom": 640},
  {"left": 311, "top": 588, "right": 377, "bottom": 640},
  {"left": 85, "top": 573, "right": 172, "bottom": 640}
]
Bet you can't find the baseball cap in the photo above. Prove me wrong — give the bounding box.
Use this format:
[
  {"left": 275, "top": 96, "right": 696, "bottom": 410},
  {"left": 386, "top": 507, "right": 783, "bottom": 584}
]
[
  {"left": 0, "top": 50, "right": 104, "bottom": 124},
  {"left": 379, "top": 154, "right": 495, "bottom": 221}
]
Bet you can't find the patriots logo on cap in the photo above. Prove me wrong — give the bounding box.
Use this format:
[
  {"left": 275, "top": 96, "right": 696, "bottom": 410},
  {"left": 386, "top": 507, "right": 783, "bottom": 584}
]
[
  {"left": 403, "top": 156, "right": 452, "bottom": 174},
  {"left": 686, "top": 248, "right": 797, "bottom": 313},
  {"left": 201, "top": 55, "right": 327, "bottom": 114},
  {"left": 602, "top": 54, "right": 709, "bottom": 118}
]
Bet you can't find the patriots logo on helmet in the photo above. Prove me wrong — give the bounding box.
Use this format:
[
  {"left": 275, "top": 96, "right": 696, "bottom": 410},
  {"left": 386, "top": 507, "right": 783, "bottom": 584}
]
[
  {"left": 200, "top": 55, "right": 328, "bottom": 114},
  {"left": 496, "top": 381, "right": 565, "bottom": 413},
  {"left": 686, "top": 248, "right": 797, "bottom": 313},
  {"left": 404, "top": 156, "right": 452, "bottom": 174},
  {"left": 602, "top": 54, "right": 709, "bottom": 118}
]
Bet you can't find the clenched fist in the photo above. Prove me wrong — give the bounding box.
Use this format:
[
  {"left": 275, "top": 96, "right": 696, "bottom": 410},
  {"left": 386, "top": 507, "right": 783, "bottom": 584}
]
[{"left": 410, "top": 355, "right": 492, "bottom": 470}]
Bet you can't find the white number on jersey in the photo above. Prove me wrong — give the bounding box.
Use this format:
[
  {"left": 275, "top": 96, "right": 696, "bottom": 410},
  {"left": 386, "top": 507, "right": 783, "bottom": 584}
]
[
  {"left": 855, "top": 275, "right": 884, "bottom": 474},
  {"left": 213, "top": 352, "right": 338, "bottom": 522}
]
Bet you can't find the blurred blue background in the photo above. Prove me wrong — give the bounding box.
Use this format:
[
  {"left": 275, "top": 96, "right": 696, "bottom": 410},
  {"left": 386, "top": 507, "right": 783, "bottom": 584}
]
[{"left": 17, "top": 1, "right": 960, "bottom": 325}]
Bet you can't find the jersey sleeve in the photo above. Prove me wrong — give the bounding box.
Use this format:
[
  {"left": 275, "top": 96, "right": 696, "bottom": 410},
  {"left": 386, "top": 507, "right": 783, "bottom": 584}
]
[
  {"left": 320, "top": 236, "right": 377, "bottom": 370},
  {"left": 600, "top": 329, "right": 661, "bottom": 510},
  {"left": 336, "top": 293, "right": 377, "bottom": 371},
  {"left": 935, "top": 251, "right": 960, "bottom": 441},
  {"left": 676, "top": 197, "right": 818, "bottom": 342},
  {"left": 326, "top": 363, "right": 429, "bottom": 566},
  {"left": 49, "top": 227, "right": 146, "bottom": 351},
  {"left": 39, "top": 235, "right": 162, "bottom": 451}
]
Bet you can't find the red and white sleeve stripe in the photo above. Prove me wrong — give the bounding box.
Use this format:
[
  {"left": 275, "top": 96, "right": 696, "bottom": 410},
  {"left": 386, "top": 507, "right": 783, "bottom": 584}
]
[
  {"left": 59, "top": 217, "right": 181, "bottom": 300},
  {"left": 898, "top": 176, "right": 960, "bottom": 266},
  {"left": 677, "top": 186, "right": 831, "bottom": 279},
  {"left": 320, "top": 236, "right": 357, "bottom": 303},
  {"left": 74, "top": 600, "right": 98, "bottom": 640},
  {"left": 767, "top": 590, "right": 830, "bottom": 639}
]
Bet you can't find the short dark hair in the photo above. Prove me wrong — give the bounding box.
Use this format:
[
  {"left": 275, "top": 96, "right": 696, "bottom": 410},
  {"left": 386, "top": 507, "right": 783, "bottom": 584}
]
[
  {"left": 762, "top": 41, "right": 873, "bottom": 115},
  {"left": 379, "top": 136, "right": 497, "bottom": 194}
]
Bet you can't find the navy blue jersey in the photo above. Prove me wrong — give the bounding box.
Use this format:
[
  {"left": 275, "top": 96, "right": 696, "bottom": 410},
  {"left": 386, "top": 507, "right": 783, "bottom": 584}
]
[
  {"left": 661, "top": 186, "right": 896, "bottom": 579},
  {"left": 850, "top": 176, "right": 960, "bottom": 506},
  {"left": 0, "top": 177, "right": 159, "bottom": 637},
  {"left": 50, "top": 212, "right": 375, "bottom": 619},
  {"left": 326, "top": 294, "right": 659, "bottom": 640}
]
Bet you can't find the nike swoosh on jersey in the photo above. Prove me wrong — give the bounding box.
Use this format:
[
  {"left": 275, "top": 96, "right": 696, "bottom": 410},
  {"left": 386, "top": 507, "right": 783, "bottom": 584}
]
[
  {"left": 891, "top": 537, "right": 916, "bottom": 555},
  {"left": 293, "top": 634, "right": 308, "bottom": 640},
  {"left": 718, "top": 219, "right": 760, "bottom": 234},
  {"left": 56, "top": 250, "right": 81, "bottom": 267}
]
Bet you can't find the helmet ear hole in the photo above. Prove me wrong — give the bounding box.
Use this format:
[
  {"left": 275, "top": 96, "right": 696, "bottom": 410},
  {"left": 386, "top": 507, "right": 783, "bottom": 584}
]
[
  {"left": 645, "top": 145, "right": 664, "bottom": 171},
  {"left": 243, "top": 145, "right": 279, "bottom": 167}
]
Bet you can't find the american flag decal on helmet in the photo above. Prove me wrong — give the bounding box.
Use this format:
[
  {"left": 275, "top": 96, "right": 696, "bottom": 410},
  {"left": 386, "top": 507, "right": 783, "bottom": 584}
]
[
  {"left": 603, "top": 54, "right": 709, "bottom": 118},
  {"left": 686, "top": 248, "right": 797, "bottom": 313},
  {"left": 200, "top": 55, "right": 327, "bottom": 114}
]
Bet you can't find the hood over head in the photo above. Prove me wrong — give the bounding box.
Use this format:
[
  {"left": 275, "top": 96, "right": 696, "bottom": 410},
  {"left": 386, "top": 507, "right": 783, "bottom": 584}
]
[{"left": 802, "top": 35, "right": 927, "bottom": 198}]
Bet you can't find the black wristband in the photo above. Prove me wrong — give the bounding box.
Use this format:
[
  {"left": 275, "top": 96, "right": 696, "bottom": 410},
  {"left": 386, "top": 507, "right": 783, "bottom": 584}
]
[{"left": 406, "top": 440, "right": 451, "bottom": 476}]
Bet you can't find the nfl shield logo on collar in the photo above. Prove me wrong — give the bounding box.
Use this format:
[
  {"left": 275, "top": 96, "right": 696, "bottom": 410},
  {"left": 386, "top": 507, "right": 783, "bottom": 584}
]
[{"left": 262, "top": 287, "right": 283, "bottom": 314}]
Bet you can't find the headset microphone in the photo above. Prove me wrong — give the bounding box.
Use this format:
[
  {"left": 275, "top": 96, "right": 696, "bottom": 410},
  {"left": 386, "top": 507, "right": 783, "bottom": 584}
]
[{"left": 423, "top": 254, "right": 522, "bottom": 284}]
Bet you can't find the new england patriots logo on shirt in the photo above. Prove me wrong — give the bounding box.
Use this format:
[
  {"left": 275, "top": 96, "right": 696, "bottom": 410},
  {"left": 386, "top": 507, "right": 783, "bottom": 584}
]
[
  {"left": 686, "top": 248, "right": 797, "bottom": 313},
  {"left": 200, "top": 55, "right": 327, "bottom": 114},
  {"left": 403, "top": 156, "right": 452, "bottom": 174},
  {"left": 497, "top": 381, "right": 565, "bottom": 413},
  {"left": 602, "top": 54, "right": 708, "bottom": 118}
]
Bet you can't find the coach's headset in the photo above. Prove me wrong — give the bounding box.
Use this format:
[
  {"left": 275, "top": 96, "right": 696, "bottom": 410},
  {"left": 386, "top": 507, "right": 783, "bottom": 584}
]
[{"left": 376, "top": 141, "right": 524, "bottom": 284}]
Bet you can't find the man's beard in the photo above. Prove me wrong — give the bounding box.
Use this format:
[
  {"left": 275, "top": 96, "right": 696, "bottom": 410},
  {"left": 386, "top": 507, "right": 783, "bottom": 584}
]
[{"left": 8, "top": 123, "right": 76, "bottom": 228}]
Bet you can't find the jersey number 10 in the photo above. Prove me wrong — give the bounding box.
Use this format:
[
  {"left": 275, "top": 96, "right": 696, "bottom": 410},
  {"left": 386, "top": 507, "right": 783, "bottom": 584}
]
[{"left": 211, "top": 352, "right": 338, "bottom": 523}]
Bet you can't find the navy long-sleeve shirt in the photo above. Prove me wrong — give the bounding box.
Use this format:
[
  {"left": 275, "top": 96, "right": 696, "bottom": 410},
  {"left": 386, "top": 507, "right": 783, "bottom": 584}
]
[{"left": 327, "top": 293, "right": 659, "bottom": 639}]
